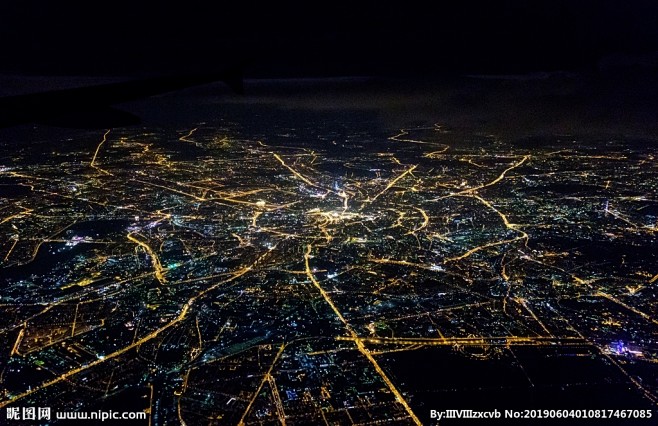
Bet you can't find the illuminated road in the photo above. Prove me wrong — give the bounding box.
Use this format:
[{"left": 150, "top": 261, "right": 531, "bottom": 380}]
[
  {"left": 179, "top": 127, "right": 198, "bottom": 144},
  {"left": 304, "top": 244, "right": 422, "bottom": 425},
  {"left": 90, "top": 129, "right": 113, "bottom": 175},
  {"left": 1, "top": 121, "right": 657, "bottom": 422},
  {"left": 127, "top": 232, "right": 167, "bottom": 284},
  {"left": 274, "top": 153, "right": 325, "bottom": 190},
  {"left": 365, "top": 164, "right": 417, "bottom": 204},
  {"left": 336, "top": 336, "right": 588, "bottom": 347},
  {"left": 237, "top": 343, "right": 286, "bottom": 426},
  {"left": 0, "top": 247, "right": 275, "bottom": 409}
]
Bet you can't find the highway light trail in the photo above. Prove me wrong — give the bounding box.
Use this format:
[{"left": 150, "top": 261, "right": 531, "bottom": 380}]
[
  {"left": 406, "top": 207, "right": 429, "bottom": 235},
  {"left": 237, "top": 343, "right": 286, "bottom": 426},
  {"left": 273, "top": 153, "right": 321, "bottom": 189},
  {"left": 90, "top": 129, "right": 112, "bottom": 175},
  {"left": 366, "top": 164, "right": 417, "bottom": 203},
  {"left": 2, "top": 237, "right": 18, "bottom": 262},
  {"left": 179, "top": 127, "right": 198, "bottom": 143},
  {"left": 127, "top": 232, "right": 167, "bottom": 284},
  {"left": 304, "top": 244, "right": 422, "bottom": 425},
  {"left": 0, "top": 207, "right": 33, "bottom": 225},
  {"left": 458, "top": 155, "right": 530, "bottom": 195},
  {"left": 596, "top": 291, "right": 658, "bottom": 326}
]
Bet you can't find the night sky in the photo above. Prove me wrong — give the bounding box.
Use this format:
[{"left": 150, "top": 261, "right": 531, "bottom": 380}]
[{"left": 2, "top": 1, "right": 658, "bottom": 77}]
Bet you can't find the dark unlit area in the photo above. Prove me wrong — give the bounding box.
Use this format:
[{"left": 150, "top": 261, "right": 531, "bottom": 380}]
[{"left": 117, "top": 73, "right": 658, "bottom": 143}]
